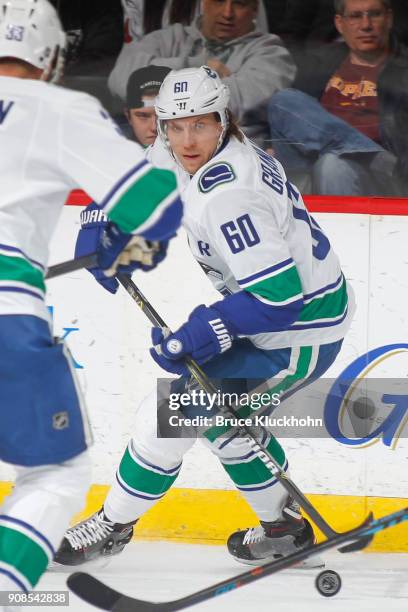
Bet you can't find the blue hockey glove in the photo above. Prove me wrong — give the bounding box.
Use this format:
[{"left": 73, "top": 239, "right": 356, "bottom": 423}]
[
  {"left": 74, "top": 203, "right": 119, "bottom": 293},
  {"left": 149, "top": 305, "right": 234, "bottom": 376},
  {"left": 75, "top": 202, "right": 170, "bottom": 293},
  {"left": 97, "top": 223, "right": 168, "bottom": 278}
]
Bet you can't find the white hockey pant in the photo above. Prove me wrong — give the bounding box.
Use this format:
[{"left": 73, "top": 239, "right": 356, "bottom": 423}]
[
  {"left": 105, "top": 389, "right": 288, "bottom": 525},
  {"left": 0, "top": 451, "right": 92, "bottom": 592}
]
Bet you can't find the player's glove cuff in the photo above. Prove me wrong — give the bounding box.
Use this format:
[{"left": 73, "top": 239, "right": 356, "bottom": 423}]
[{"left": 149, "top": 305, "right": 234, "bottom": 375}]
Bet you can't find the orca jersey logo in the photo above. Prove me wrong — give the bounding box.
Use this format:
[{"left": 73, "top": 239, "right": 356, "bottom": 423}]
[{"left": 199, "top": 162, "right": 236, "bottom": 193}]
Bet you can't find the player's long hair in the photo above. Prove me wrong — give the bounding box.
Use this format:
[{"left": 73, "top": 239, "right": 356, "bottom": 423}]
[
  {"left": 143, "top": 0, "right": 199, "bottom": 35},
  {"left": 224, "top": 110, "right": 245, "bottom": 143}
]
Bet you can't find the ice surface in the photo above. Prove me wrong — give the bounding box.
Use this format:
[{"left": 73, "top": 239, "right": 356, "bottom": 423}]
[{"left": 32, "top": 541, "right": 408, "bottom": 611}]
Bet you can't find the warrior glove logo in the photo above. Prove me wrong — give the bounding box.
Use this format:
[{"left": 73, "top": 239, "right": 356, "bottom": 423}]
[
  {"left": 209, "top": 319, "right": 232, "bottom": 353},
  {"left": 166, "top": 338, "right": 183, "bottom": 355}
]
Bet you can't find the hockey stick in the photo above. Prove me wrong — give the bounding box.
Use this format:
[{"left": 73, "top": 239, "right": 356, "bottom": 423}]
[
  {"left": 45, "top": 253, "right": 98, "bottom": 280},
  {"left": 116, "top": 275, "right": 371, "bottom": 548},
  {"left": 67, "top": 505, "right": 408, "bottom": 611}
]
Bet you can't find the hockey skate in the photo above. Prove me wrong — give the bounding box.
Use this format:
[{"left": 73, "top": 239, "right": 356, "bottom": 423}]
[
  {"left": 50, "top": 508, "right": 135, "bottom": 571},
  {"left": 227, "top": 499, "right": 324, "bottom": 569}
]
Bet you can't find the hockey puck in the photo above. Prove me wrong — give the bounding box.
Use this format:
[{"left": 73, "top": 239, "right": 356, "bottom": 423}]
[
  {"left": 352, "top": 397, "right": 376, "bottom": 419},
  {"left": 315, "top": 570, "right": 342, "bottom": 597}
]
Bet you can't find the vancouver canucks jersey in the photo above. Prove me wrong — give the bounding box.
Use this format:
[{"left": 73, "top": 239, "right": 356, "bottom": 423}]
[
  {"left": 182, "top": 136, "right": 355, "bottom": 349},
  {"left": 0, "top": 76, "right": 178, "bottom": 322}
]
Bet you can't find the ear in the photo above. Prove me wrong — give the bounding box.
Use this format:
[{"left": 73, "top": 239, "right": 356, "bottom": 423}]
[
  {"left": 124, "top": 108, "right": 130, "bottom": 123},
  {"left": 334, "top": 13, "right": 344, "bottom": 37}
]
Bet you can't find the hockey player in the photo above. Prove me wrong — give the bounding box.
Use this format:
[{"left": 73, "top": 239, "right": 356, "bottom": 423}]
[
  {"left": 0, "top": 0, "right": 181, "bottom": 600},
  {"left": 55, "top": 66, "right": 355, "bottom": 568}
]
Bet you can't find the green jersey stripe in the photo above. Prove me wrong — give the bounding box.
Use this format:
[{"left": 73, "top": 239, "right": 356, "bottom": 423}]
[
  {"left": 0, "top": 526, "right": 49, "bottom": 587},
  {"left": 118, "top": 446, "right": 179, "bottom": 496},
  {"left": 116, "top": 473, "right": 166, "bottom": 500},
  {"left": 221, "top": 437, "right": 286, "bottom": 486},
  {"left": 107, "top": 167, "right": 178, "bottom": 234},
  {"left": 0, "top": 254, "right": 45, "bottom": 293},
  {"left": 298, "top": 277, "right": 348, "bottom": 323},
  {"left": 244, "top": 265, "right": 302, "bottom": 303}
]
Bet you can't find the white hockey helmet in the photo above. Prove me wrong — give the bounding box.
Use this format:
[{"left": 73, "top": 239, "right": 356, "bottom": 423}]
[
  {"left": 0, "top": 0, "right": 66, "bottom": 82},
  {"left": 155, "top": 65, "right": 231, "bottom": 155}
]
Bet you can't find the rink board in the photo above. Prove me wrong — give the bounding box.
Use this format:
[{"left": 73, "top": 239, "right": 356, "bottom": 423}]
[{"left": 1, "top": 194, "right": 408, "bottom": 550}]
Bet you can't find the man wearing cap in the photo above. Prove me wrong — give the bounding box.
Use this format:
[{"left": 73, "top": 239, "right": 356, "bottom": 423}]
[
  {"left": 109, "top": 0, "right": 296, "bottom": 146},
  {"left": 125, "top": 65, "right": 171, "bottom": 146}
]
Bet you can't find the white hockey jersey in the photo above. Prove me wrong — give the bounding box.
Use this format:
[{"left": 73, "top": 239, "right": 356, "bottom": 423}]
[
  {"left": 150, "top": 136, "right": 355, "bottom": 350},
  {"left": 0, "top": 76, "right": 178, "bottom": 322}
]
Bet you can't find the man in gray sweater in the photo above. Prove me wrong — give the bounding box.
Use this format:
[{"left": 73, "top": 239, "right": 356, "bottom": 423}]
[{"left": 109, "top": 0, "right": 296, "bottom": 145}]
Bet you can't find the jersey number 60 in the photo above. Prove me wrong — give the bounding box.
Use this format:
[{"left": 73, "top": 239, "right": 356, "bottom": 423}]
[{"left": 221, "top": 214, "right": 261, "bottom": 254}]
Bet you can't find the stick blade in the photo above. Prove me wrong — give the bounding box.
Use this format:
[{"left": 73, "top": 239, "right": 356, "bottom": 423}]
[
  {"left": 67, "top": 573, "right": 120, "bottom": 610},
  {"left": 338, "top": 512, "right": 374, "bottom": 553},
  {"left": 67, "top": 572, "right": 167, "bottom": 612}
]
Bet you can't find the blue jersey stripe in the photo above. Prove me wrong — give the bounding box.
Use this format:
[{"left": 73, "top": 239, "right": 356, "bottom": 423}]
[
  {"left": 0, "top": 243, "right": 44, "bottom": 271},
  {"left": 0, "top": 568, "right": 28, "bottom": 592},
  {"left": 236, "top": 460, "right": 289, "bottom": 492},
  {"left": 237, "top": 258, "right": 293, "bottom": 286},
  {"left": 139, "top": 195, "right": 183, "bottom": 241},
  {"left": 0, "top": 286, "right": 44, "bottom": 301},
  {"left": 0, "top": 515, "right": 55, "bottom": 557},
  {"left": 289, "top": 307, "right": 349, "bottom": 330},
  {"left": 116, "top": 474, "right": 166, "bottom": 501},
  {"left": 129, "top": 442, "right": 182, "bottom": 476},
  {"left": 303, "top": 274, "right": 344, "bottom": 302},
  {"left": 99, "top": 159, "right": 148, "bottom": 211}
]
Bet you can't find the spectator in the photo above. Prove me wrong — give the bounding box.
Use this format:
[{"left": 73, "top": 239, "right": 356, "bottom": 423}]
[
  {"left": 268, "top": 0, "right": 408, "bottom": 196},
  {"left": 122, "top": 0, "right": 268, "bottom": 43},
  {"left": 125, "top": 66, "right": 171, "bottom": 145},
  {"left": 109, "top": 0, "right": 296, "bottom": 145},
  {"left": 272, "top": 0, "right": 408, "bottom": 61}
]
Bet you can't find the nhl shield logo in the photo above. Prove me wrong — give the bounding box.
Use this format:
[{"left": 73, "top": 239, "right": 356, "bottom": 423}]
[{"left": 53, "top": 411, "right": 69, "bottom": 430}]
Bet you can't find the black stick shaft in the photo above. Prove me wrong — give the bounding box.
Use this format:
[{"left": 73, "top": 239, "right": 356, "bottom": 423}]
[
  {"left": 46, "top": 253, "right": 98, "bottom": 279},
  {"left": 117, "top": 275, "right": 339, "bottom": 539}
]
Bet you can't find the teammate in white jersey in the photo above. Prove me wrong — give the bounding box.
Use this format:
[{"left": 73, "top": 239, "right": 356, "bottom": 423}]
[
  {"left": 0, "top": 0, "right": 182, "bottom": 599},
  {"left": 55, "top": 66, "right": 355, "bottom": 568}
]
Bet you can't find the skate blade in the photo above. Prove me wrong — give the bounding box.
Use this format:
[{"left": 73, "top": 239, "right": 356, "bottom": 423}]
[
  {"left": 48, "top": 556, "right": 112, "bottom": 573},
  {"left": 231, "top": 554, "right": 325, "bottom": 569}
]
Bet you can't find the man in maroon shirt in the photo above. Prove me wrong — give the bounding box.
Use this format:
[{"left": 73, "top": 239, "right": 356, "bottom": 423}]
[{"left": 268, "top": 0, "right": 408, "bottom": 196}]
